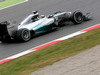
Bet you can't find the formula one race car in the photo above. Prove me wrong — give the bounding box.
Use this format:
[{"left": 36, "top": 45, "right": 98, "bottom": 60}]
[{"left": 0, "top": 10, "right": 92, "bottom": 42}]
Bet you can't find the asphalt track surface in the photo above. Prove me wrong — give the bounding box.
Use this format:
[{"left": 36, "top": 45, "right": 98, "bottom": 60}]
[{"left": 0, "top": 0, "right": 100, "bottom": 60}]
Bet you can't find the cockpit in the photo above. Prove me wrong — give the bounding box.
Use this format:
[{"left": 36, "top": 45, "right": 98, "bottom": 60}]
[
  {"left": 20, "top": 11, "right": 39, "bottom": 25},
  {"left": 20, "top": 11, "right": 53, "bottom": 26}
]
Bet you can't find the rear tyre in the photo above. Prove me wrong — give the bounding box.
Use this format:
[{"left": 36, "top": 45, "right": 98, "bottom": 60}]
[
  {"left": 16, "top": 29, "right": 31, "bottom": 42},
  {"left": 71, "top": 10, "right": 83, "bottom": 24}
]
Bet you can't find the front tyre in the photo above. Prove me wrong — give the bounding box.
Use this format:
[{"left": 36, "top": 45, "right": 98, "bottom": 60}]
[
  {"left": 16, "top": 29, "right": 31, "bottom": 42},
  {"left": 71, "top": 10, "right": 83, "bottom": 24}
]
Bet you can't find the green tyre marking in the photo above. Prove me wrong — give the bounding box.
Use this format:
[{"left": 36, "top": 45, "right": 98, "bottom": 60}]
[
  {"left": 21, "top": 29, "right": 31, "bottom": 42},
  {"left": 23, "top": 30, "right": 30, "bottom": 40}
]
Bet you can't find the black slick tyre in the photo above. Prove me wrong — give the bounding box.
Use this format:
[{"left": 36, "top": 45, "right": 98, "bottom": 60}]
[
  {"left": 71, "top": 11, "right": 83, "bottom": 24},
  {"left": 16, "top": 28, "right": 31, "bottom": 42}
]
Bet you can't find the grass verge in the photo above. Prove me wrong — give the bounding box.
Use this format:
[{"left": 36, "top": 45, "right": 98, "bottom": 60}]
[
  {"left": 0, "top": 28, "right": 100, "bottom": 75},
  {"left": 0, "top": 0, "right": 26, "bottom": 9}
]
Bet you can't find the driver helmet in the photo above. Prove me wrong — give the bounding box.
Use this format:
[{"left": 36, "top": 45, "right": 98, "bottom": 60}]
[{"left": 41, "top": 15, "right": 45, "bottom": 18}]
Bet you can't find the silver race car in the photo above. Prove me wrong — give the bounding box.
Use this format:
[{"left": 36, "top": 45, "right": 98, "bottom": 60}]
[{"left": 0, "top": 10, "right": 92, "bottom": 42}]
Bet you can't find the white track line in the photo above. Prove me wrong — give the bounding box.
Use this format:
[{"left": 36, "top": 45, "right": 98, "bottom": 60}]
[{"left": 0, "top": 0, "right": 29, "bottom": 11}]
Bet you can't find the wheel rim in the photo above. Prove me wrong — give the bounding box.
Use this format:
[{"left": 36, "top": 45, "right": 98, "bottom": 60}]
[{"left": 22, "top": 30, "right": 30, "bottom": 41}]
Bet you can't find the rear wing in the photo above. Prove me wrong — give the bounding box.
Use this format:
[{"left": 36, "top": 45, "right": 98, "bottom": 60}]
[{"left": 0, "top": 21, "right": 10, "bottom": 40}]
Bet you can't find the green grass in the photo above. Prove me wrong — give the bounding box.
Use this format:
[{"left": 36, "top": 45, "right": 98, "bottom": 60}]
[
  {"left": 0, "top": 28, "right": 100, "bottom": 75},
  {"left": 0, "top": 0, "right": 26, "bottom": 9}
]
